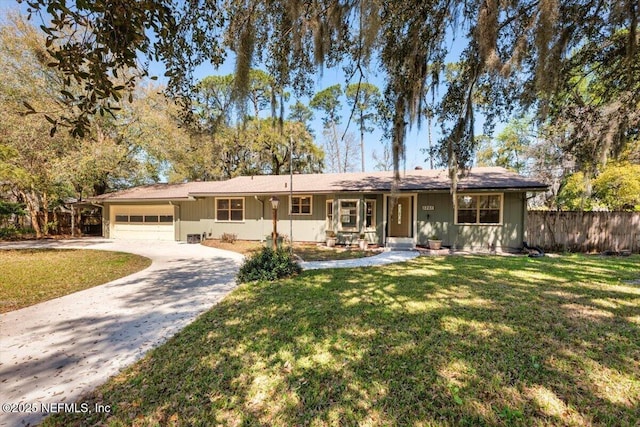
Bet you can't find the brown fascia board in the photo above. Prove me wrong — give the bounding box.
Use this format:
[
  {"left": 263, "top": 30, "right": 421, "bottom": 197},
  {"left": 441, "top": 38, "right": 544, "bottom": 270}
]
[
  {"left": 89, "top": 196, "right": 196, "bottom": 203},
  {"left": 455, "top": 185, "right": 549, "bottom": 192},
  {"left": 189, "top": 186, "right": 548, "bottom": 197}
]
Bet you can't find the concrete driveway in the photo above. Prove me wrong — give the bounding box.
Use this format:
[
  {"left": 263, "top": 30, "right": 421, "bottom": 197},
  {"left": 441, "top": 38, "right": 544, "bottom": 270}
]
[{"left": 0, "top": 239, "right": 244, "bottom": 427}]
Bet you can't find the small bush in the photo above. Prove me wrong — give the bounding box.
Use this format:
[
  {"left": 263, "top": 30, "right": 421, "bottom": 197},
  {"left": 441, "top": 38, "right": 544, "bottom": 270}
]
[
  {"left": 0, "top": 226, "right": 34, "bottom": 239},
  {"left": 237, "top": 246, "right": 302, "bottom": 283},
  {"left": 0, "top": 225, "right": 19, "bottom": 239},
  {"left": 220, "top": 232, "right": 237, "bottom": 243}
]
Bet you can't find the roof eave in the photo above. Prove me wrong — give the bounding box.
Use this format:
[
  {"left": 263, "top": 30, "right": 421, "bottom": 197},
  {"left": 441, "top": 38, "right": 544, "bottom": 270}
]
[
  {"left": 456, "top": 186, "right": 549, "bottom": 192},
  {"left": 189, "top": 185, "right": 549, "bottom": 196},
  {"left": 89, "top": 197, "right": 195, "bottom": 203}
]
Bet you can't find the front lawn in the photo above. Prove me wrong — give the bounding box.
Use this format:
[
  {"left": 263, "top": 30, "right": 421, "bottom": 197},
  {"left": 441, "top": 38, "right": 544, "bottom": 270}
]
[
  {"left": 44, "top": 254, "right": 639, "bottom": 426},
  {"left": 0, "top": 249, "right": 151, "bottom": 312}
]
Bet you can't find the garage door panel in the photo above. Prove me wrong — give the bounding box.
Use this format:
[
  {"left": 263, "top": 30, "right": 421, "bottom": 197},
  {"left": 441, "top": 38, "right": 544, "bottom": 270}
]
[{"left": 111, "top": 206, "right": 175, "bottom": 241}]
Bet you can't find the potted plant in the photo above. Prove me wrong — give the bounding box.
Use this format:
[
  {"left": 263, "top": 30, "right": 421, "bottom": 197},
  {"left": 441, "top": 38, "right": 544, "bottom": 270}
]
[
  {"left": 428, "top": 234, "right": 442, "bottom": 250},
  {"left": 357, "top": 232, "right": 367, "bottom": 250},
  {"left": 325, "top": 230, "right": 337, "bottom": 248}
]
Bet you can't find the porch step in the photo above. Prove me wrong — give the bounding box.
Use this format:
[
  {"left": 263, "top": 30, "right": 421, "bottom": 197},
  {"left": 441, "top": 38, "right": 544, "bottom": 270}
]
[
  {"left": 385, "top": 243, "right": 415, "bottom": 251},
  {"left": 385, "top": 237, "right": 415, "bottom": 251}
]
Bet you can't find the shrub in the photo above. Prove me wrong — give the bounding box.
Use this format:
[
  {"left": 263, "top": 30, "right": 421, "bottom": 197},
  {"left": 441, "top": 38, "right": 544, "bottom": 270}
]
[
  {"left": 237, "top": 247, "right": 302, "bottom": 283},
  {"left": 220, "top": 232, "right": 237, "bottom": 243},
  {"left": 0, "top": 225, "right": 19, "bottom": 239},
  {"left": 0, "top": 226, "right": 34, "bottom": 239}
]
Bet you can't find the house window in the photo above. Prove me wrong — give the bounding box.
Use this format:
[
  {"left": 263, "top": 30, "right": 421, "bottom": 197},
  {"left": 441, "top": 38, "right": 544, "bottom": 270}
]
[
  {"left": 291, "top": 195, "right": 312, "bottom": 215},
  {"left": 339, "top": 200, "right": 358, "bottom": 231},
  {"left": 326, "top": 200, "right": 334, "bottom": 231},
  {"left": 115, "top": 214, "right": 128, "bottom": 223},
  {"left": 144, "top": 215, "right": 159, "bottom": 223},
  {"left": 216, "top": 198, "right": 244, "bottom": 221},
  {"left": 129, "top": 215, "right": 143, "bottom": 223},
  {"left": 365, "top": 200, "right": 376, "bottom": 230},
  {"left": 456, "top": 194, "right": 502, "bottom": 224}
]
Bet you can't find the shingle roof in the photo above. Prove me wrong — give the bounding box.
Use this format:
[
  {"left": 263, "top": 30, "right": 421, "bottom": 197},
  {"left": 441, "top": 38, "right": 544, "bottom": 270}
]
[
  {"left": 190, "top": 167, "right": 547, "bottom": 195},
  {"left": 93, "top": 167, "right": 547, "bottom": 202},
  {"left": 90, "top": 181, "right": 216, "bottom": 201}
]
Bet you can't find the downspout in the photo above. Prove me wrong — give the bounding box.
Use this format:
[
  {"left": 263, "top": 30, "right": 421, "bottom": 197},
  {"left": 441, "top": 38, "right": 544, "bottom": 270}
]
[
  {"left": 255, "top": 196, "right": 265, "bottom": 242},
  {"left": 169, "top": 201, "right": 180, "bottom": 241}
]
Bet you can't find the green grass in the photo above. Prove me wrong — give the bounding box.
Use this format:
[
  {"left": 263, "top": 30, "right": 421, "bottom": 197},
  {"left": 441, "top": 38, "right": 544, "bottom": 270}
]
[
  {"left": 0, "top": 249, "right": 151, "bottom": 312},
  {"left": 44, "top": 254, "right": 640, "bottom": 426}
]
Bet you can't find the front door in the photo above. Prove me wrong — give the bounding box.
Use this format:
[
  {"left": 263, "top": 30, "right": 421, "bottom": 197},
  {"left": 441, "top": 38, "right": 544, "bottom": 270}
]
[{"left": 388, "top": 196, "right": 411, "bottom": 237}]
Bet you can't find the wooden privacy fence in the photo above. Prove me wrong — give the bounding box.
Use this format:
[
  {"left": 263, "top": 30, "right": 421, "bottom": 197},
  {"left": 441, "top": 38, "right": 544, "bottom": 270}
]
[{"left": 527, "top": 211, "right": 640, "bottom": 253}]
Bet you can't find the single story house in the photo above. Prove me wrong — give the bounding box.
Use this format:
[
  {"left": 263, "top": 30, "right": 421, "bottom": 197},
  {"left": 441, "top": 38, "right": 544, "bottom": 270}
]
[{"left": 91, "top": 167, "right": 547, "bottom": 252}]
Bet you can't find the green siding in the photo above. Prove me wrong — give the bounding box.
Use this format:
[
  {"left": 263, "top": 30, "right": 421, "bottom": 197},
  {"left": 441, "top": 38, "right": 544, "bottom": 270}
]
[
  {"left": 102, "top": 191, "right": 527, "bottom": 251},
  {"left": 175, "top": 194, "right": 383, "bottom": 244},
  {"left": 177, "top": 195, "right": 329, "bottom": 242},
  {"left": 329, "top": 193, "right": 383, "bottom": 245},
  {"left": 417, "top": 192, "right": 525, "bottom": 251}
]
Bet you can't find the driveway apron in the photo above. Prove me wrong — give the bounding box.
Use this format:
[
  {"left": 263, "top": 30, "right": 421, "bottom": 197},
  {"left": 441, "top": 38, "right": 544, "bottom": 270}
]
[{"left": 0, "top": 239, "right": 243, "bottom": 427}]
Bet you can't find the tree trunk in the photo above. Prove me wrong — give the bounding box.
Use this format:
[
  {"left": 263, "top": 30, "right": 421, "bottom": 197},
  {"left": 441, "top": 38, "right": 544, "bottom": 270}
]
[
  {"left": 360, "top": 112, "right": 365, "bottom": 172},
  {"left": 332, "top": 121, "right": 342, "bottom": 173},
  {"left": 20, "top": 189, "right": 42, "bottom": 238},
  {"left": 42, "top": 192, "right": 50, "bottom": 236}
]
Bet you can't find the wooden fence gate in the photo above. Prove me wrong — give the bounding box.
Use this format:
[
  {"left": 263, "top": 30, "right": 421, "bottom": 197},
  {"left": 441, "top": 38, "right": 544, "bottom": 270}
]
[{"left": 526, "top": 211, "right": 640, "bottom": 253}]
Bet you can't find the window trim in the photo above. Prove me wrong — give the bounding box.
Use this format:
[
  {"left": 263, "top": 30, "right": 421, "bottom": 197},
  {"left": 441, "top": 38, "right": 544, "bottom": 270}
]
[
  {"left": 290, "top": 195, "right": 313, "bottom": 216},
  {"left": 326, "top": 199, "right": 334, "bottom": 231},
  {"left": 338, "top": 199, "right": 360, "bottom": 231},
  {"left": 454, "top": 193, "right": 503, "bottom": 225},
  {"left": 129, "top": 215, "right": 144, "bottom": 223},
  {"left": 215, "top": 197, "right": 245, "bottom": 222},
  {"left": 115, "top": 214, "right": 129, "bottom": 223},
  {"left": 364, "top": 199, "right": 377, "bottom": 230},
  {"left": 144, "top": 215, "right": 159, "bottom": 223},
  {"left": 159, "top": 215, "right": 174, "bottom": 223},
  {"left": 114, "top": 214, "right": 174, "bottom": 224}
]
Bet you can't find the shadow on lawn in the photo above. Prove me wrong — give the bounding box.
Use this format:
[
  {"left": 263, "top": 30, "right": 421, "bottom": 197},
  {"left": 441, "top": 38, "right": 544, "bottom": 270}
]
[
  {"left": 2, "top": 256, "right": 240, "bottom": 427},
  {"left": 45, "top": 255, "right": 640, "bottom": 426}
]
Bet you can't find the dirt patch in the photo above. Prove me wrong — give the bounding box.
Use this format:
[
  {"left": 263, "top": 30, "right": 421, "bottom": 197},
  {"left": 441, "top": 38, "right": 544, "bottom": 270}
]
[{"left": 201, "top": 239, "right": 262, "bottom": 255}]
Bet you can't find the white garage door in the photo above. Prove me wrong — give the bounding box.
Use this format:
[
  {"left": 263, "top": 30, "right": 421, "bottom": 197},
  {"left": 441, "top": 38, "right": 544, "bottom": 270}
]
[{"left": 110, "top": 205, "right": 175, "bottom": 241}]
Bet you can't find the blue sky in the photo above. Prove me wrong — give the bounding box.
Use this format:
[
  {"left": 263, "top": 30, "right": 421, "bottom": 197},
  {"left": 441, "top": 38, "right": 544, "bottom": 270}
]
[
  {"left": 2, "top": 1, "right": 491, "bottom": 173},
  {"left": 173, "top": 37, "right": 475, "bottom": 173},
  {"left": 157, "top": 53, "right": 443, "bottom": 172}
]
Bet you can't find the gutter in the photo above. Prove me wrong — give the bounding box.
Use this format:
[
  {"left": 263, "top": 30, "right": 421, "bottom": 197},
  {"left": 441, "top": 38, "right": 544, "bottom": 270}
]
[
  {"left": 87, "top": 198, "right": 194, "bottom": 203},
  {"left": 169, "top": 201, "right": 180, "bottom": 241},
  {"left": 255, "top": 196, "right": 265, "bottom": 241}
]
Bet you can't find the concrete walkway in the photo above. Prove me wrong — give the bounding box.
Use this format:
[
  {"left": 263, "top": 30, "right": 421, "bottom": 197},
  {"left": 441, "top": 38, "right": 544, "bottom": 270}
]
[
  {"left": 0, "top": 239, "right": 244, "bottom": 427},
  {"left": 300, "top": 249, "right": 420, "bottom": 270},
  {"left": 0, "top": 239, "right": 418, "bottom": 426}
]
